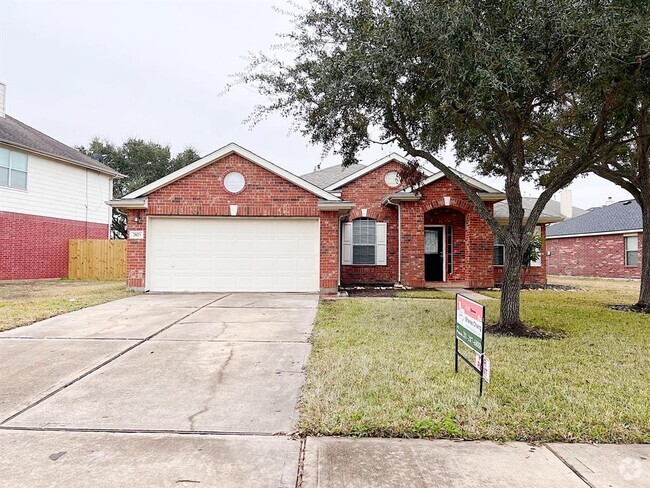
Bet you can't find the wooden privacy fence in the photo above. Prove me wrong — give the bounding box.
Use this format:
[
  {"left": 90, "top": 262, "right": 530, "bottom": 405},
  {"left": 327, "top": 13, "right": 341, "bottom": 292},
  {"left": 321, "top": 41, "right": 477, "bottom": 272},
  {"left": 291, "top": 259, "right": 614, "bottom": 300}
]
[{"left": 68, "top": 239, "right": 127, "bottom": 280}]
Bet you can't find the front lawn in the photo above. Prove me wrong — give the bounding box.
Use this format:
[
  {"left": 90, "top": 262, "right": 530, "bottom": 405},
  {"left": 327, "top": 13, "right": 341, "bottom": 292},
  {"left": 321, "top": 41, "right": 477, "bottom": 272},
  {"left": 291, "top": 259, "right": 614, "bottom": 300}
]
[
  {"left": 300, "top": 277, "right": 650, "bottom": 443},
  {"left": 0, "top": 279, "right": 138, "bottom": 332},
  {"left": 396, "top": 289, "right": 455, "bottom": 300}
]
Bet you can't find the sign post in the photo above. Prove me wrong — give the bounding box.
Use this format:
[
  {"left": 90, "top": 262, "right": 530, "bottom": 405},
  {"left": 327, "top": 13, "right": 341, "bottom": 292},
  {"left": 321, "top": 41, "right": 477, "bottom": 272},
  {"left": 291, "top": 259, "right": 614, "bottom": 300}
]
[{"left": 455, "top": 294, "right": 488, "bottom": 396}]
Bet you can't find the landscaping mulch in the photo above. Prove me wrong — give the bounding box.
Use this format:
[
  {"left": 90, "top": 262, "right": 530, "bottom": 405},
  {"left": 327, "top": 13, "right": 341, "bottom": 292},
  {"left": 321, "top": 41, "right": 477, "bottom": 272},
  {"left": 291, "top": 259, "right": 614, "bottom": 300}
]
[
  {"left": 608, "top": 304, "right": 650, "bottom": 314},
  {"left": 488, "top": 283, "right": 579, "bottom": 292},
  {"left": 343, "top": 288, "right": 398, "bottom": 297}
]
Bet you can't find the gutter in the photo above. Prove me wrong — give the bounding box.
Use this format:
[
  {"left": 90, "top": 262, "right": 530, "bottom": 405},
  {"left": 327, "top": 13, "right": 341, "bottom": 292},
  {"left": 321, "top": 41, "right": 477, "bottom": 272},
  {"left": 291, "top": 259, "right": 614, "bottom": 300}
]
[
  {"left": 0, "top": 140, "right": 124, "bottom": 178},
  {"left": 546, "top": 228, "right": 643, "bottom": 239},
  {"left": 106, "top": 198, "right": 148, "bottom": 209},
  {"left": 318, "top": 200, "right": 355, "bottom": 211}
]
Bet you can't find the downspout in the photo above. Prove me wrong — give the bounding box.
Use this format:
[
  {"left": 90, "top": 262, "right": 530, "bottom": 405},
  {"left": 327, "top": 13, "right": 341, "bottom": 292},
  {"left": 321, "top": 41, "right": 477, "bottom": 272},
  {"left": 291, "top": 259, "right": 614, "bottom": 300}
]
[
  {"left": 385, "top": 198, "right": 401, "bottom": 283},
  {"left": 338, "top": 212, "right": 348, "bottom": 287}
]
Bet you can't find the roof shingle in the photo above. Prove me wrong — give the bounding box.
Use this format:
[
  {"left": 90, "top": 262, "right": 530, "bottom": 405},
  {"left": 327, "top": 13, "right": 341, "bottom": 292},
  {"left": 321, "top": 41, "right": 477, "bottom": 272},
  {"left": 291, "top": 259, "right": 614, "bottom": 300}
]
[
  {"left": 547, "top": 200, "right": 641, "bottom": 237},
  {"left": 0, "top": 115, "right": 120, "bottom": 176},
  {"left": 301, "top": 163, "right": 366, "bottom": 189}
]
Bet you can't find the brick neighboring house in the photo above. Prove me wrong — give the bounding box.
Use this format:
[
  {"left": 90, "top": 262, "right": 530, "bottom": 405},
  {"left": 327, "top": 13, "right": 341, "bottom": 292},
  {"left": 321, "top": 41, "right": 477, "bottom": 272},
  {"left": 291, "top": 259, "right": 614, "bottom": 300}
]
[
  {"left": 109, "top": 142, "right": 562, "bottom": 292},
  {"left": 0, "top": 83, "right": 121, "bottom": 280},
  {"left": 547, "top": 200, "right": 643, "bottom": 279}
]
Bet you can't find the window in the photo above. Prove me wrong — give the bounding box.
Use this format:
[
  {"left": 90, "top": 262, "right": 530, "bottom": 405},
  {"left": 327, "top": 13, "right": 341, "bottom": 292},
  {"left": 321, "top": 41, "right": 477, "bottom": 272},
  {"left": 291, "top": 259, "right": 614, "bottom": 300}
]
[
  {"left": 494, "top": 234, "right": 505, "bottom": 266},
  {"left": 223, "top": 171, "right": 245, "bottom": 193},
  {"left": 342, "top": 219, "right": 387, "bottom": 266},
  {"left": 353, "top": 219, "right": 376, "bottom": 264},
  {"left": 625, "top": 235, "right": 639, "bottom": 266},
  {"left": 530, "top": 226, "right": 542, "bottom": 267},
  {"left": 447, "top": 225, "right": 453, "bottom": 275},
  {"left": 0, "top": 147, "right": 28, "bottom": 190},
  {"left": 385, "top": 171, "right": 401, "bottom": 188}
]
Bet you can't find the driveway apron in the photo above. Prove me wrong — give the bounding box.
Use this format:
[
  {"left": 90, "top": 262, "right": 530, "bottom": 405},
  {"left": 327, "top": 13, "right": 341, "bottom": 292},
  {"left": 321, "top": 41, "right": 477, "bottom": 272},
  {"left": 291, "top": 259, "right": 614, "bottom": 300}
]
[{"left": 0, "top": 292, "right": 317, "bottom": 487}]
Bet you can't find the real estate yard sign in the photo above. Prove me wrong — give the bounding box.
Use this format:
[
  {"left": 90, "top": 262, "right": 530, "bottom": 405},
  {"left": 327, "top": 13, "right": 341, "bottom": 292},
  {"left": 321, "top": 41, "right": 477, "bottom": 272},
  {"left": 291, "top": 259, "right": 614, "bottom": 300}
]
[{"left": 455, "top": 294, "right": 488, "bottom": 396}]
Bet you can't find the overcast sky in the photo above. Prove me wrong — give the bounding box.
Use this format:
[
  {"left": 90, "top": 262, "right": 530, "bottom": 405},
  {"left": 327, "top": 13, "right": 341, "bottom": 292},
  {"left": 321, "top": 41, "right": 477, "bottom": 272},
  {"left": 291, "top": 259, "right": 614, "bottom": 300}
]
[{"left": 0, "top": 0, "right": 633, "bottom": 209}]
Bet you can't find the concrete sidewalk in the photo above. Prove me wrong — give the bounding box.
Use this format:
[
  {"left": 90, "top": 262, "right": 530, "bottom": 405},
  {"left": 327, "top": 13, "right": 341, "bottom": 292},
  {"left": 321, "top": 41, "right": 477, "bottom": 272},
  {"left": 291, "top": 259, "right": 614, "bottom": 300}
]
[{"left": 302, "top": 437, "right": 649, "bottom": 487}]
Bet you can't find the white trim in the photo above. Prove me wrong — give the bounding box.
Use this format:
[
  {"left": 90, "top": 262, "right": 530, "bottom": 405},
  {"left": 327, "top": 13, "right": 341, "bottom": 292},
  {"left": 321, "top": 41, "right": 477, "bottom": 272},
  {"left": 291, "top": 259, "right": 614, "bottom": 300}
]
[
  {"left": 402, "top": 168, "right": 502, "bottom": 194},
  {"left": 123, "top": 142, "right": 340, "bottom": 201},
  {"left": 424, "top": 225, "right": 446, "bottom": 282},
  {"left": 324, "top": 153, "right": 432, "bottom": 191},
  {"left": 546, "top": 229, "right": 642, "bottom": 239},
  {"left": 0, "top": 141, "right": 122, "bottom": 177},
  {"left": 106, "top": 198, "right": 148, "bottom": 209},
  {"left": 318, "top": 200, "right": 355, "bottom": 211}
]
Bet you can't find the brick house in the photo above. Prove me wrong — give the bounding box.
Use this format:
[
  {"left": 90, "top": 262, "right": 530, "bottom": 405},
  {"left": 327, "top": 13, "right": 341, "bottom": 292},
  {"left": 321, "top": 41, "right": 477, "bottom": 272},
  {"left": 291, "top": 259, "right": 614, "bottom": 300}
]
[
  {"left": 547, "top": 200, "right": 643, "bottom": 279},
  {"left": 0, "top": 83, "right": 121, "bottom": 280},
  {"left": 109, "top": 143, "right": 560, "bottom": 292}
]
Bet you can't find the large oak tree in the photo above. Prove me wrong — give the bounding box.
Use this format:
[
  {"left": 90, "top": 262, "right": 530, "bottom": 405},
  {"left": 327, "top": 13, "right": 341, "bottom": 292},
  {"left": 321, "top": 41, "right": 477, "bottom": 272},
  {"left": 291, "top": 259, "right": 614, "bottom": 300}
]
[{"left": 240, "top": 0, "right": 639, "bottom": 333}]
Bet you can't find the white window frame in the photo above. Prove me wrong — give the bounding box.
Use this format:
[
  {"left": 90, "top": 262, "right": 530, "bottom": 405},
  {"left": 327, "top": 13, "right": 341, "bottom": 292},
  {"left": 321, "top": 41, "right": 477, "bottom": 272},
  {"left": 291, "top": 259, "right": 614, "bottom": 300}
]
[
  {"left": 342, "top": 219, "right": 387, "bottom": 266},
  {"left": 624, "top": 234, "right": 639, "bottom": 267},
  {"left": 0, "top": 147, "right": 28, "bottom": 191}
]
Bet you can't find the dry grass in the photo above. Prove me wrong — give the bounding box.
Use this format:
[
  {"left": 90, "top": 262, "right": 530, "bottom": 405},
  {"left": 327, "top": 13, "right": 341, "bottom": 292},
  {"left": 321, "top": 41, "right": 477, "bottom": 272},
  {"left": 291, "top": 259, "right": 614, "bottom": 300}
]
[
  {"left": 0, "top": 279, "right": 138, "bottom": 331},
  {"left": 301, "top": 277, "right": 650, "bottom": 443}
]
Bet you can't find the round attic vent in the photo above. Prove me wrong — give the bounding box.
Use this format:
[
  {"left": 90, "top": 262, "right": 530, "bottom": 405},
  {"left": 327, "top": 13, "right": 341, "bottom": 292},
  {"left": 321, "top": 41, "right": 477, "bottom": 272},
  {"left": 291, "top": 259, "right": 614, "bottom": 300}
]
[
  {"left": 224, "top": 172, "right": 245, "bottom": 193},
  {"left": 385, "top": 170, "right": 401, "bottom": 188}
]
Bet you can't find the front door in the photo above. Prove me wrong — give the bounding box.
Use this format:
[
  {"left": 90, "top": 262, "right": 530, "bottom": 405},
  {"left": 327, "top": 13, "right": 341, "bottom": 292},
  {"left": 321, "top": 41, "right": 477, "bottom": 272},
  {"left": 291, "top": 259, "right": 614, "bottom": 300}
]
[{"left": 424, "top": 227, "right": 444, "bottom": 282}]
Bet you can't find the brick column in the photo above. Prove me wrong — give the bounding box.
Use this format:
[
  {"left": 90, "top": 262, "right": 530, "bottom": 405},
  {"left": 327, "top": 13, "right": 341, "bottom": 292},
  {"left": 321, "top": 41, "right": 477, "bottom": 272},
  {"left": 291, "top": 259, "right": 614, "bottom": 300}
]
[
  {"left": 126, "top": 209, "right": 146, "bottom": 290},
  {"left": 319, "top": 211, "right": 339, "bottom": 292},
  {"left": 465, "top": 210, "right": 495, "bottom": 288},
  {"left": 400, "top": 201, "right": 425, "bottom": 288}
]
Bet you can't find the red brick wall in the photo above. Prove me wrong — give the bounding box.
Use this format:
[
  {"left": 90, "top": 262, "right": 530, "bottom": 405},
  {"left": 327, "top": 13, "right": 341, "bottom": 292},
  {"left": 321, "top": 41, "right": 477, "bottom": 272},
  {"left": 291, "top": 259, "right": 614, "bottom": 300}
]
[
  {"left": 125, "top": 153, "right": 338, "bottom": 291},
  {"left": 0, "top": 211, "right": 108, "bottom": 280},
  {"left": 493, "top": 224, "right": 548, "bottom": 285},
  {"left": 340, "top": 160, "right": 405, "bottom": 284},
  {"left": 547, "top": 232, "right": 643, "bottom": 279},
  {"left": 400, "top": 178, "right": 496, "bottom": 288}
]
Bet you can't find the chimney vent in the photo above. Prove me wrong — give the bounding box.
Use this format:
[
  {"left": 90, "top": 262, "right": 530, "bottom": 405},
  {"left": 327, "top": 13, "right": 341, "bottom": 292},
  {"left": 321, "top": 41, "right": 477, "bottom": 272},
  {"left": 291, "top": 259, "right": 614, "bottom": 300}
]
[
  {"left": 605, "top": 197, "right": 614, "bottom": 206},
  {"left": 560, "top": 190, "right": 573, "bottom": 218},
  {"left": 0, "top": 82, "right": 5, "bottom": 118}
]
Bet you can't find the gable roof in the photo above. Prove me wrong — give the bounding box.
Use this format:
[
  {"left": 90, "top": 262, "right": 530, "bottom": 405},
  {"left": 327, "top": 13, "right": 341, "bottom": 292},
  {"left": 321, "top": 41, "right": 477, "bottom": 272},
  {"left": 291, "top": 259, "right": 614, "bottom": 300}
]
[
  {"left": 0, "top": 115, "right": 121, "bottom": 177},
  {"left": 411, "top": 169, "right": 503, "bottom": 194},
  {"left": 537, "top": 198, "right": 587, "bottom": 219},
  {"left": 493, "top": 198, "right": 565, "bottom": 224},
  {"left": 547, "top": 200, "right": 641, "bottom": 238},
  {"left": 123, "top": 142, "right": 340, "bottom": 201},
  {"left": 322, "top": 153, "right": 432, "bottom": 191},
  {"left": 301, "top": 163, "right": 366, "bottom": 189}
]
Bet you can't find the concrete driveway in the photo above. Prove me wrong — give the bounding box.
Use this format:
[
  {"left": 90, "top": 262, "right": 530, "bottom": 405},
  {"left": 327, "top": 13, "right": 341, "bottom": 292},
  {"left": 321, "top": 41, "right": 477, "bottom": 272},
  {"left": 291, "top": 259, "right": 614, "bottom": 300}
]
[{"left": 0, "top": 292, "right": 317, "bottom": 487}]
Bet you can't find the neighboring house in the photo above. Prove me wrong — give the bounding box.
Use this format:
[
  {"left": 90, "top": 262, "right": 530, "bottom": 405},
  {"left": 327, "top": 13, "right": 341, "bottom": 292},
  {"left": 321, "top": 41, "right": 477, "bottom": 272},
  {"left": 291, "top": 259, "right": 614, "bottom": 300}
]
[
  {"left": 547, "top": 200, "right": 643, "bottom": 279},
  {"left": 108, "top": 142, "right": 562, "bottom": 292},
  {"left": 0, "top": 84, "right": 121, "bottom": 280}
]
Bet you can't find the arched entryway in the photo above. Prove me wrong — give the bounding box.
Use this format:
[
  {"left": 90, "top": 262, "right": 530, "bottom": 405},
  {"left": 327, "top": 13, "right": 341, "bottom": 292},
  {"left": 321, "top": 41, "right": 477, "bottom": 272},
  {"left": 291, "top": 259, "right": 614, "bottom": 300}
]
[{"left": 423, "top": 207, "right": 466, "bottom": 283}]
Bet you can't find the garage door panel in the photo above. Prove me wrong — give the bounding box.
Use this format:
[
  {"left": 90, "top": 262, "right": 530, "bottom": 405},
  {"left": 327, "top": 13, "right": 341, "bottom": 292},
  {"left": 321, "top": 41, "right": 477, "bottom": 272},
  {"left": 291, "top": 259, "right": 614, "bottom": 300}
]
[{"left": 147, "top": 218, "right": 319, "bottom": 292}]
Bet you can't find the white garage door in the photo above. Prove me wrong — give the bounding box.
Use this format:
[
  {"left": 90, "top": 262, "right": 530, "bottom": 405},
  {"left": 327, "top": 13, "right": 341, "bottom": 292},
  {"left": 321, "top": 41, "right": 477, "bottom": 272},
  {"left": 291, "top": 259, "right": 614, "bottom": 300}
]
[{"left": 147, "top": 217, "right": 320, "bottom": 292}]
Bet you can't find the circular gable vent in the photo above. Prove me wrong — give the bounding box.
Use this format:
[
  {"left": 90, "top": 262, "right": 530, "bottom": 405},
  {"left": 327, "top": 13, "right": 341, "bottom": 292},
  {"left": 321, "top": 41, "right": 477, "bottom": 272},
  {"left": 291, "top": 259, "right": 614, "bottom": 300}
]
[
  {"left": 224, "top": 172, "right": 245, "bottom": 193},
  {"left": 385, "top": 170, "right": 401, "bottom": 188}
]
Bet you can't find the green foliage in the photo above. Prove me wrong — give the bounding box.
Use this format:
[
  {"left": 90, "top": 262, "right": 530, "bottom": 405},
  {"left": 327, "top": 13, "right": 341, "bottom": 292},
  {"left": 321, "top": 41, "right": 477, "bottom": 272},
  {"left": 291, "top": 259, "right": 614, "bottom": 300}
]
[
  {"left": 78, "top": 139, "right": 200, "bottom": 238},
  {"left": 522, "top": 232, "right": 542, "bottom": 268},
  {"left": 240, "top": 0, "right": 647, "bottom": 327}
]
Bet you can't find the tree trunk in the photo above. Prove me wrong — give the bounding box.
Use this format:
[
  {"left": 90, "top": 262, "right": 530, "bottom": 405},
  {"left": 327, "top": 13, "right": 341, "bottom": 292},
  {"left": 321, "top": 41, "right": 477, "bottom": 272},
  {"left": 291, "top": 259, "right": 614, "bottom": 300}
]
[
  {"left": 499, "top": 239, "right": 524, "bottom": 329},
  {"left": 637, "top": 202, "right": 650, "bottom": 308}
]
